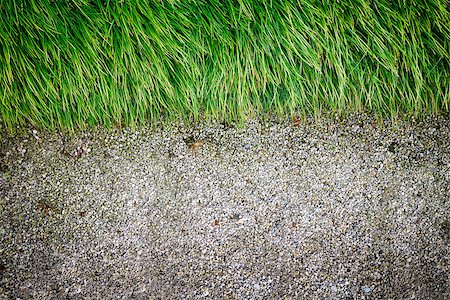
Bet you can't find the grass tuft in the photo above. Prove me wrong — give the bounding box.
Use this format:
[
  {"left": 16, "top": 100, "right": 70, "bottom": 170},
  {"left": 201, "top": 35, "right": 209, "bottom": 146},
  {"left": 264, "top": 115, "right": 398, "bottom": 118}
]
[{"left": 1, "top": 0, "right": 449, "bottom": 131}]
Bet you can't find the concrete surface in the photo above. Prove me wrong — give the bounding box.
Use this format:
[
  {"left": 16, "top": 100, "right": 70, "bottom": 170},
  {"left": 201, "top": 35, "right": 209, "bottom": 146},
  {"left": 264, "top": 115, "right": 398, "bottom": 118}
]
[{"left": 1, "top": 116, "right": 449, "bottom": 299}]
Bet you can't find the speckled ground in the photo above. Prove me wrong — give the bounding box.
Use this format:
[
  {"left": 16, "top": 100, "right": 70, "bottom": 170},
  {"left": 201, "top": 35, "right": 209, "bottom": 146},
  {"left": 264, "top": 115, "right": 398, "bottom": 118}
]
[{"left": 1, "top": 116, "right": 449, "bottom": 299}]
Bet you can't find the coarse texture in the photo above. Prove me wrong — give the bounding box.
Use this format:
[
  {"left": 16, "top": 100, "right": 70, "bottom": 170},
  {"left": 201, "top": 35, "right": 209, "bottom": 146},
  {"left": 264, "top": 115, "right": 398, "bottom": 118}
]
[
  {"left": 1, "top": 0, "right": 449, "bottom": 130},
  {"left": 1, "top": 116, "right": 450, "bottom": 299}
]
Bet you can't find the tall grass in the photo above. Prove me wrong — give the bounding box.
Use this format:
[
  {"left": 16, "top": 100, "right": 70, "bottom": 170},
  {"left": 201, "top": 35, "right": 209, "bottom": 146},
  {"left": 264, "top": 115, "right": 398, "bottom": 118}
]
[{"left": 0, "top": 0, "right": 449, "bottom": 130}]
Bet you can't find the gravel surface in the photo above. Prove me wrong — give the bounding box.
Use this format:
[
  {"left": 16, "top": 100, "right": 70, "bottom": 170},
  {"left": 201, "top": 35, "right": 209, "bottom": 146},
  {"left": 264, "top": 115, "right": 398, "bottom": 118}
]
[{"left": 1, "top": 116, "right": 449, "bottom": 299}]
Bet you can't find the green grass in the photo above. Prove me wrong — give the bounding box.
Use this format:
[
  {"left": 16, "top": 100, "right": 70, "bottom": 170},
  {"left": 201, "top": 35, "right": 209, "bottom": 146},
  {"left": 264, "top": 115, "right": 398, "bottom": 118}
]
[{"left": 1, "top": 0, "right": 449, "bottom": 131}]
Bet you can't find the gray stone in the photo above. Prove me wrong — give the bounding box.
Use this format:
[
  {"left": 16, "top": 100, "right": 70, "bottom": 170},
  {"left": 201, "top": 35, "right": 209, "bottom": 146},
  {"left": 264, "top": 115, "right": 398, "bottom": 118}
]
[{"left": 1, "top": 115, "right": 449, "bottom": 299}]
